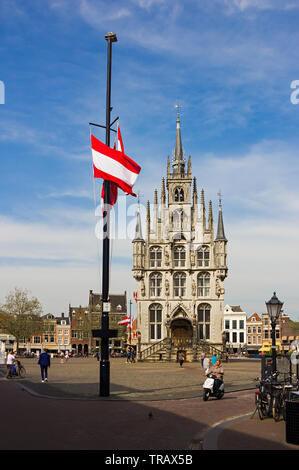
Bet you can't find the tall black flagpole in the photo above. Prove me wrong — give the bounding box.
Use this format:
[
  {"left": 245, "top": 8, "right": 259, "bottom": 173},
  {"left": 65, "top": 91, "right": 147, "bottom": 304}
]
[{"left": 100, "top": 32, "right": 117, "bottom": 397}]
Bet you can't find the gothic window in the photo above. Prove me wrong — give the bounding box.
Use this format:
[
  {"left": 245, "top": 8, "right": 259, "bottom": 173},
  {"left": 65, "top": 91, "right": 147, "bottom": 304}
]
[
  {"left": 197, "top": 246, "right": 210, "bottom": 267},
  {"left": 173, "top": 272, "right": 186, "bottom": 297},
  {"left": 149, "top": 272, "right": 162, "bottom": 297},
  {"left": 197, "top": 273, "right": 210, "bottom": 297},
  {"left": 174, "top": 187, "right": 184, "bottom": 202},
  {"left": 174, "top": 246, "right": 186, "bottom": 267},
  {"left": 149, "top": 304, "right": 162, "bottom": 340},
  {"left": 198, "top": 303, "right": 211, "bottom": 340},
  {"left": 172, "top": 209, "right": 181, "bottom": 229},
  {"left": 150, "top": 246, "right": 162, "bottom": 268}
]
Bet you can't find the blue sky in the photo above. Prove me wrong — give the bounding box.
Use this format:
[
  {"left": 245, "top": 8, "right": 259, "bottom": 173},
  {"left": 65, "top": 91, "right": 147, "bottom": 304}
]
[{"left": 0, "top": 0, "right": 299, "bottom": 319}]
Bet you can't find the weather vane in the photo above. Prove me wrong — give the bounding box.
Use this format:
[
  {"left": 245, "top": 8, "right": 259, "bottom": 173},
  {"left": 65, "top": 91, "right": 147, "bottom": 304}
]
[
  {"left": 217, "top": 190, "right": 222, "bottom": 206},
  {"left": 174, "top": 103, "right": 181, "bottom": 120}
]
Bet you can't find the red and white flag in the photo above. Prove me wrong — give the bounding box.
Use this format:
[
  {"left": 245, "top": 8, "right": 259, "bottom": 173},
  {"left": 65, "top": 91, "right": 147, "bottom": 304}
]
[
  {"left": 91, "top": 124, "right": 140, "bottom": 200},
  {"left": 118, "top": 316, "right": 131, "bottom": 326},
  {"left": 100, "top": 123, "right": 125, "bottom": 208},
  {"left": 115, "top": 122, "right": 124, "bottom": 154}
]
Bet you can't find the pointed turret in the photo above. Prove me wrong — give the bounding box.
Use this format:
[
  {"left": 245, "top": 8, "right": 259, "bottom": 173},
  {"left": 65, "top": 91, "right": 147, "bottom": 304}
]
[
  {"left": 200, "top": 188, "right": 206, "bottom": 231},
  {"left": 215, "top": 197, "right": 227, "bottom": 242},
  {"left": 187, "top": 155, "right": 192, "bottom": 177},
  {"left": 192, "top": 177, "right": 198, "bottom": 206},
  {"left": 146, "top": 200, "right": 150, "bottom": 240},
  {"left": 132, "top": 202, "right": 145, "bottom": 279},
  {"left": 214, "top": 193, "right": 228, "bottom": 275},
  {"left": 172, "top": 109, "right": 185, "bottom": 175},
  {"left": 161, "top": 177, "right": 166, "bottom": 205},
  {"left": 208, "top": 200, "right": 213, "bottom": 232},
  {"left": 133, "top": 203, "right": 144, "bottom": 242}
]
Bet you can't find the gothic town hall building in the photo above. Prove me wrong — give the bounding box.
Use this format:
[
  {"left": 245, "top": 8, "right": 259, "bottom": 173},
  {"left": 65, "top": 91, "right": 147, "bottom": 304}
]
[{"left": 132, "top": 113, "right": 228, "bottom": 362}]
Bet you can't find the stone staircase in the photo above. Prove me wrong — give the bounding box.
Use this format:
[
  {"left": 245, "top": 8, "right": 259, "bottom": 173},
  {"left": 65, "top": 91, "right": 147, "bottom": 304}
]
[{"left": 138, "top": 337, "right": 223, "bottom": 362}]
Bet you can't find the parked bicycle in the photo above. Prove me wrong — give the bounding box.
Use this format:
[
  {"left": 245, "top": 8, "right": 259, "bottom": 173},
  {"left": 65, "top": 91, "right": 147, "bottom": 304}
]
[
  {"left": 9, "top": 360, "right": 26, "bottom": 378},
  {"left": 254, "top": 371, "right": 299, "bottom": 422},
  {"left": 272, "top": 374, "right": 299, "bottom": 422},
  {"left": 254, "top": 375, "right": 274, "bottom": 420}
]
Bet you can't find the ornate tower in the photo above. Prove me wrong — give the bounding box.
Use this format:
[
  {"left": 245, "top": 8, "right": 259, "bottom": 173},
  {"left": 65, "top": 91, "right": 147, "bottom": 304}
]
[{"left": 132, "top": 111, "right": 228, "bottom": 360}]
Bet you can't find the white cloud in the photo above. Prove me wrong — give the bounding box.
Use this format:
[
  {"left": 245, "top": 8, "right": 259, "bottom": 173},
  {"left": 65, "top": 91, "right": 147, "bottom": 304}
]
[
  {"left": 0, "top": 263, "right": 136, "bottom": 316},
  {"left": 221, "top": 0, "right": 298, "bottom": 13}
]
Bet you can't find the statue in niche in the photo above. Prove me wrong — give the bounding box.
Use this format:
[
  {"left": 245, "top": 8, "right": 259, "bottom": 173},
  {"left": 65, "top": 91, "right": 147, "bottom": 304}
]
[
  {"left": 141, "top": 280, "right": 145, "bottom": 297},
  {"left": 216, "top": 277, "right": 225, "bottom": 297},
  {"left": 164, "top": 246, "right": 170, "bottom": 266},
  {"left": 165, "top": 279, "right": 169, "bottom": 296},
  {"left": 192, "top": 279, "right": 196, "bottom": 296}
]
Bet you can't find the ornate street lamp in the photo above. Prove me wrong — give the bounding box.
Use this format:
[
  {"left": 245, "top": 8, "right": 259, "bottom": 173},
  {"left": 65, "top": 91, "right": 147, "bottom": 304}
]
[{"left": 265, "top": 292, "right": 283, "bottom": 375}]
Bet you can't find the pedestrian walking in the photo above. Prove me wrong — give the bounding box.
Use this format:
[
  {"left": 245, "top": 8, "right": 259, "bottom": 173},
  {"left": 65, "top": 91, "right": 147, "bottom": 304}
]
[
  {"left": 130, "top": 348, "right": 136, "bottom": 363},
  {"left": 60, "top": 352, "right": 64, "bottom": 363},
  {"left": 126, "top": 347, "right": 131, "bottom": 363},
  {"left": 38, "top": 349, "right": 51, "bottom": 383},
  {"left": 203, "top": 356, "right": 210, "bottom": 371},
  {"left": 200, "top": 352, "right": 205, "bottom": 367},
  {"left": 6, "top": 351, "right": 16, "bottom": 378},
  {"left": 211, "top": 354, "right": 218, "bottom": 366},
  {"left": 178, "top": 351, "right": 184, "bottom": 368}
]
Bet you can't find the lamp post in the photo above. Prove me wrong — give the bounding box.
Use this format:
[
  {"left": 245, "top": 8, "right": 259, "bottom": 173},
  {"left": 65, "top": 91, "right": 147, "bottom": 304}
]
[{"left": 265, "top": 292, "right": 283, "bottom": 376}]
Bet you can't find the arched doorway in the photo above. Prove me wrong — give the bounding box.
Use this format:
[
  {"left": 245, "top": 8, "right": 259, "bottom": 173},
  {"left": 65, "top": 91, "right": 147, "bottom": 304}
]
[{"left": 171, "top": 317, "right": 193, "bottom": 348}]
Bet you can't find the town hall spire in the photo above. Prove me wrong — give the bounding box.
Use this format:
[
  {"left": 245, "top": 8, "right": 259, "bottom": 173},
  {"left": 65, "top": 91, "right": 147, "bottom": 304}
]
[{"left": 172, "top": 105, "right": 185, "bottom": 175}]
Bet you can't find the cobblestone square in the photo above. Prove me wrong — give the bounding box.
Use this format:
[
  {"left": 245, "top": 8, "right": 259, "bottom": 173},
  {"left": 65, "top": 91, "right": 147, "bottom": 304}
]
[{"left": 7, "top": 357, "right": 261, "bottom": 400}]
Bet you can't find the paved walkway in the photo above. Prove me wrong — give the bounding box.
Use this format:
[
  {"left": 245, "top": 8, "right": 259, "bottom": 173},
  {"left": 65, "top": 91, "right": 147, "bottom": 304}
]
[
  {"left": 0, "top": 358, "right": 298, "bottom": 450},
  {"left": 1, "top": 357, "right": 260, "bottom": 400}
]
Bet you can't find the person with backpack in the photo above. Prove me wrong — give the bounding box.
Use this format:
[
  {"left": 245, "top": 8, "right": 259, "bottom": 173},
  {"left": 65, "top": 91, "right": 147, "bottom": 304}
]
[{"left": 38, "top": 349, "right": 51, "bottom": 383}]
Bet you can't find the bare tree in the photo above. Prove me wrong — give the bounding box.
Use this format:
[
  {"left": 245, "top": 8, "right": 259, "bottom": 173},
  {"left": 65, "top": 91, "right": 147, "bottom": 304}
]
[{"left": 0, "top": 287, "right": 43, "bottom": 353}]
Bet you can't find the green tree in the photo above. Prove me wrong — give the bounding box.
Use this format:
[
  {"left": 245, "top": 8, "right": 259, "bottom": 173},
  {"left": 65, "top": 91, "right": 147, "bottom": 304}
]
[{"left": 0, "top": 287, "right": 43, "bottom": 352}]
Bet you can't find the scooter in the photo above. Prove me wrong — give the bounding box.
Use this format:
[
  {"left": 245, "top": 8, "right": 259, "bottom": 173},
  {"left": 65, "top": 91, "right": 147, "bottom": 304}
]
[{"left": 203, "top": 373, "right": 224, "bottom": 401}]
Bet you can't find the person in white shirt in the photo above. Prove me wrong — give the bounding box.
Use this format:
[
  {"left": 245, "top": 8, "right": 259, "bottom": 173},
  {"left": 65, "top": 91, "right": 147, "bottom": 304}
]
[{"left": 6, "top": 351, "right": 16, "bottom": 378}]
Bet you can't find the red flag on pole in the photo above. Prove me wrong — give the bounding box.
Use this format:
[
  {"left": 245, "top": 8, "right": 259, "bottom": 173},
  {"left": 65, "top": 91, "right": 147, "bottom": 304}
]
[{"left": 91, "top": 124, "right": 140, "bottom": 199}]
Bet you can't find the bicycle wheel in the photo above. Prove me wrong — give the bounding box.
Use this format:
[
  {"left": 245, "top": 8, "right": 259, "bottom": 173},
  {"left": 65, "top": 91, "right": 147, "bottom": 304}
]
[
  {"left": 19, "top": 366, "right": 26, "bottom": 378},
  {"left": 272, "top": 395, "right": 282, "bottom": 422},
  {"left": 255, "top": 394, "right": 266, "bottom": 420}
]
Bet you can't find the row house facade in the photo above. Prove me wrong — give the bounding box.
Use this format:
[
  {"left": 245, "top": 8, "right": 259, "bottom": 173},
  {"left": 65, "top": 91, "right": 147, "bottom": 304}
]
[
  {"left": 18, "top": 313, "right": 71, "bottom": 355},
  {"left": 246, "top": 312, "right": 296, "bottom": 354},
  {"left": 7, "top": 291, "right": 128, "bottom": 356},
  {"left": 246, "top": 313, "right": 263, "bottom": 354},
  {"left": 69, "top": 290, "right": 128, "bottom": 356},
  {"left": 223, "top": 305, "right": 247, "bottom": 353},
  {"left": 224, "top": 309, "right": 299, "bottom": 355},
  {"left": 281, "top": 315, "right": 299, "bottom": 351}
]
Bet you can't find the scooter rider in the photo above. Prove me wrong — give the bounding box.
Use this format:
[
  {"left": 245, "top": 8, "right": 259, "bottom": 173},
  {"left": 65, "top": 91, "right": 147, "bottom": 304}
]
[{"left": 205, "top": 358, "right": 224, "bottom": 392}]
